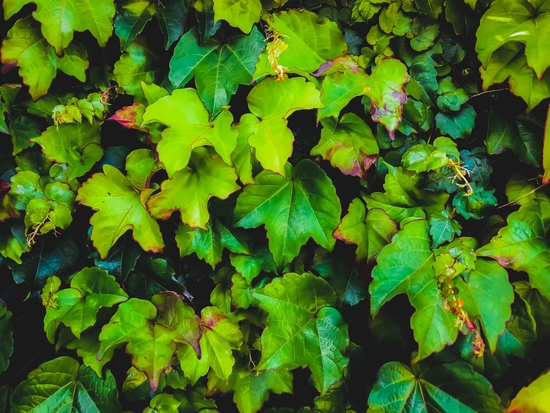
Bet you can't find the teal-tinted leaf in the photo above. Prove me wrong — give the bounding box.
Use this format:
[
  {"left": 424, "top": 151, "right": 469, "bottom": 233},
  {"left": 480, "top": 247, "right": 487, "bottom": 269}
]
[
  {"left": 114, "top": 0, "right": 156, "bottom": 51},
  {"left": 435, "top": 104, "right": 476, "bottom": 139},
  {"left": 405, "top": 62, "right": 438, "bottom": 104},
  {"left": 253, "top": 272, "right": 349, "bottom": 395},
  {"left": 0, "top": 301, "right": 13, "bottom": 375},
  {"left": 460, "top": 148, "right": 492, "bottom": 185},
  {"left": 453, "top": 183, "right": 498, "bottom": 220},
  {"left": 169, "top": 27, "right": 264, "bottom": 116},
  {"left": 11, "top": 357, "right": 121, "bottom": 413},
  {"left": 334, "top": 198, "right": 397, "bottom": 262},
  {"left": 94, "top": 233, "right": 142, "bottom": 283},
  {"left": 234, "top": 160, "right": 341, "bottom": 269},
  {"left": 158, "top": 0, "right": 186, "bottom": 49},
  {"left": 429, "top": 209, "right": 462, "bottom": 248},
  {"left": 436, "top": 76, "right": 469, "bottom": 112},
  {"left": 363, "top": 164, "right": 449, "bottom": 224},
  {"left": 514, "top": 280, "right": 550, "bottom": 339}
]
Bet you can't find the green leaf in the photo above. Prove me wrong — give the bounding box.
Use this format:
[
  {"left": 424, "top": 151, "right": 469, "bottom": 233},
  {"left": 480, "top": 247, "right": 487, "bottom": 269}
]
[
  {"left": 234, "top": 159, "right": 341, "bottom": 269},
  {"left": 371, "top": 219, "right": 458, "bottom": 360},
  {"left": 486, "top": 106, "right": 543, "bottom": 167},
  {"left": 93, "top": 232, "right": 142, "bottom": 283},
  {"left": 363, "top": 164, "right": 449, "bottom": 225},
  {"left": 312, "top": 113, "right": 379, "bottom": 178},
  {"left": 436, "top": 76, "right": 469, "bottom": 111},
  {"left": 334, "top": 198, "right": 397, "bottom": 262},
  {"left": 317, "top": 71, "right": 371, "bottom": 121},
  {"left": 157, "top": 0, "right": 186, "bottom": 49},
  {"left": 476, "top": 0, "right": 550, "bottom": 79},
  {"left": 11, "top": 357, "right": 122, "bottom": 413},
  {"left": 544, "top": 104, "right": 550, "bottom": 184},
  {"left": 213, "top": 0, "right": 261, "bottom": 34},
  {"left": 460, "top": 148, "right": 492, "bottom": 185},
  {"left": 8, "top": 115, "right": 40, "bottom": 155},
  {"left": 76, "top": 164, "right": 165, "bottom": 258},
  {"left": 63, "top": 328, "right": 116, "bottom": 378},
  {"left": 0, "top": 301, "right": 13, "bottom": 375},
  {"left": 405, "top": 62, "right": 438, "bottom": 104},
  {"left": 212, "top": 369, "right": 293, "bottom": 413},
  {"left": 507, "top": 364, "right": 550, "bottom": 412},
  {"left": 477, "top": 201, "right": 550, "bottom": 301},
  {"left": 0, "top": 180, "right": 19, "bottom": 221},
  {"left": 429, "top": 209, "right": 462, "bottom": 248},
  {"left": 370, "top": 359, "right": 502, "bottom": 412},
  {"left": 453, "top": 183, "right": 498, "bottom": 220},
  {"left": 1, "top": 17, "right": 88, "bottom": 101},
  {"left": 253, "top": 272, "right": 349, "bottom": 395},
  {"left": 379, "top": 3, "right": 410, "bottom": 35},
  {"left": 4, "top": 0, "right": 114, "bottom": 54},
  {"left": 254, "top": 10, "right": 347, "bottom": 78},
  {"left": 169, "top": 26, "right": 264, "bottom": 116},
  {"left": 114, "top": 0, "right": 157, "bottom": 51},
  {"left": 43, "top": 268, "right": 128, "bottom": 342},
  {"left": 515, "top": 280, "right": 550, "bottom": 339},
  {"left": 32, "top": 122, "right": 102, "bottom": 180},
  {"left": 146, "top": 393, "right": 180, "bottom": 413},
  {"left": 148, "top": 148, "right": 240, "bottom": 229},
  {"left": 143, "top": 91, "right": 238, "bottom": 176},
  {"left": 435, "top": 104, "right": 476, "bottom": 139},
  {"left": 456, "top": 259, "right": 514, "bottom": 352},
  {"left": 244, "top": 77, "right": 323, "bottom": 175},
  {"left": 230, "top": 244, "right": 277, "bottom": 284},
  {"left": 112, "top": 37, "right": 166, "bottom": 100},
  {"left": 402, "top": 144, "right": 448, "bottom": 173}
]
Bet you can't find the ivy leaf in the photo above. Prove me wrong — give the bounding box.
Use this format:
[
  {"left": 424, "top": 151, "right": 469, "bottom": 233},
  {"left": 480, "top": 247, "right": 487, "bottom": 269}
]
[
  {"left": 213, "top": 0, "right": 261, "bottom": 34},
  {"left": 93, "top": 233, "right": 142, "bottom": 283},
  {"left": 435, "top": 104, "right": 476, "bottom": 139},
  {"left": 436, "top": 76, "right": 468, "bottom": 112},
  {"left": 254, "top": 10, "right": 347, "bottom": 78},
  {"left": 460, "top": 148, "right": 492, "bottom": 185},
  {"left": 234, "top": 160, "right": 341, "bottom": 269},
  {"left": 211, "top": 369, "right": 293, "bottom": 413},
  {"left": 199, "top": 306, "right": 243, "bottom": 380},
  {"left": 402, "top": 144, "right": 448, "bottom": 173},
  {"left": 368, "top": 360, "right": 500, "bottom": 413},
  {"left": 363, "top": 164, "right": 449, "bottom": 225},
  {"left": 405, "top": 62, "right": 438, "bottom": 105},
  {"left": 429, "top": 209, "right": 462, "bottom": 248},
  {"left": 114, "top": 0, "right": 156, "bottom": 51},
  {"left": 111, "top": 37, "right": 166, "bottom": 100},
  {"left": 486, "top": 105, "right": 543, "bottom": 167},
  {"left": 507, "top": 368, "right": 550, "bottom": 412},
  {"left": 252, "top": 272, "right": 349, "bottom": 395},
  {"left": 475, "top": 0, "right": 550, "bottom": 79},
  {"left": 143, "top": 90, "right": 238, "bottom": 176},
  {"left": 157, "top": 0, "right": 186, "bottom": 49},
  {"left": 8, "top": 115, "right": 40, "bottom": 155},
  {"left": 0, "top": 180, "right": 19, "bottom": 221},
  {"left": 312, "top": 113, "right": 379, "bottom": 178},
  {"left": 98, "top": 298, "right": 178, "bottom": 390},
  {"left": 76, "top": 164, "right": 165, "bottom": 259},
  {"left": 455, "top": 259, "right": 514, "bottom": 353},
  {"left": 169, "top": 27, "right": 264, "bottom": 116},
  {"left": 3, "top": 0, "right": 115, "bottom": 55},
  {"left": 317, "top": 71, "right": 370, "bottom": 121},
  {"left": 175, "top": 216, "right": 248, "bottom": 268},
  {"left": 453, "top": 183, "right": 498, "bottom": 220},
  {"left": 371, "top": 219, "right": 457, "bottom": 361},
  {"left": 146, "top": 393, "right": 180, "bottom": 412},
  {"left": 148, "top": 148, "right": 240, "bottom": 229},
  {"left": 334, "top": 198, "right": 397, "bottom": 263},
  {"left": 0, "top": 301, "right": 13, "bottom": 375},
  {"left": 230, "top": 244, "right": 277, "bottom": 284},
  {"left": 1, "top": 17, "right": 88, "bottom": 101},
  {"left": 477, "top": 202, "right": 550, "bottom": 301},
  {"left": 62, "top": 328, "right": 116, "bottom": 378},
  {"left": 244, "top": 77, "right": 323, "bottom": 175},
  {"left": 32, "top": 122, "right": 102, "bottom": 180},
  {"left": 43, "top": 268, "right": 128, "bottom": 342},
  {"left": 11, "top": 357, "right": 122, "bottom": 413}
]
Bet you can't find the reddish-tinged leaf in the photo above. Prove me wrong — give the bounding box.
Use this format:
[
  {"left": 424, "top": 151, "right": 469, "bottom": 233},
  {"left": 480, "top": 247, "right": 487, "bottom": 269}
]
[
  {"left": 108, "top": 102, "right": 147, "bottom": 131},
  {"left": 312, "top": 55, "right": 360, "bottom": 77},
  {"left": 0, "top": 179, "right": 19, "bottom": 221}
]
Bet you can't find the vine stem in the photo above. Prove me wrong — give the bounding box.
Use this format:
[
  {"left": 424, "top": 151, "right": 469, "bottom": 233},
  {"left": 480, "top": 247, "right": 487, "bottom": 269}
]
[
  {"left": 497, "top": 182, "right": 549, "bottom": 209},
  {"left": 469, "top": 87, "right": 510, "bottom": 99}
]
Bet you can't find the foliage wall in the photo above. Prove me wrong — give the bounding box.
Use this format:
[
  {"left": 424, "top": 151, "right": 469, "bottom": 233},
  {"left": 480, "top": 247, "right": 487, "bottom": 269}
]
[{"left": 1, "top": 0, "right": 550, "bottom": 411}]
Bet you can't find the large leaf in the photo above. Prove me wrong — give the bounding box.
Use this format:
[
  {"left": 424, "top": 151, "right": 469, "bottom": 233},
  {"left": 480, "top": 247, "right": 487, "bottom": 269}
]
[
  {"left": 234, "top": 159, "right": 341, "bottom": 269},
  {"left": 507, "top": 369, "right": 550, "bottom": 412},
  {"left": 43, "top": 268, "right": 128, "bottom": 342},
  {"left": 370, "top": 219, "right": 457, "bottom": 361},
  {"left": 32, "top": 122, "right": 102, "bottom": 180},
  {"left": 368, "top": 360, "right": 501, "bottom": 413},
  {"left": 243, "top": 77, "right": 323, "bottom": 175},
  {"left": 4, "top": 0, "right": 115, "bottom": 54},
  {"left": 147, "top": 148, "right": 240, "bottom": 229},
  {"left": 114, "top": 0, "right": 156, "bottom": 51},
  {"left": 169, "top": 27, "right": 264, "bottom": 116},
  {"left": 334, "top": 198, "right": 397, "bottom": 263},
  {"left": 76, "top": 164, "right": 165, "bottom": 258},
  {"left": 476, "top": 0, "right": 550, "bottom": 79},
  {"left": 157, "top": 0, "right": 186, "bottom": 49},
  {"left": 312, "top": 113, "right": 379, "bottom": 178},
  {"left": 252, "top": 272, "right": 349, "bottom": 395},
  {"left": 0, "top": 301, "right": 13, "bottom": 375},
  {"left": 142, "top": 90, "right": 238, "bottom": 177},
  {"left": 254, "top": 10, "right": 347, "bottom": 78},
  {"left": 212, "top": 0, "right": 261, "bottom": 34},
  {"left": 477, "top": 201, "right": 550, "bottom": 301},
  {"left": 1, "top": 17, "right": 88, "bottom": 101},
  {"left": 11, "top": 357, "right": 121, "bottom": 413}
]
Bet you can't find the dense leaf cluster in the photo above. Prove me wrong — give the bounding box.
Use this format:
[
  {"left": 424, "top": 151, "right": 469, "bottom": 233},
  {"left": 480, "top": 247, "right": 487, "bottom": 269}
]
[{"left": 1, "top": 0, "right": 550, "bottom": 411}]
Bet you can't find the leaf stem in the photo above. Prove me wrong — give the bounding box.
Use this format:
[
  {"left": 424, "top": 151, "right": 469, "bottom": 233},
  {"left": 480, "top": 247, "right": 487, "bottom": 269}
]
[
  {"left": 469, "top": 87, "right": 510, "bottom": 99},
  {"left": 497, "top": 182, "right": 549, "bottom": 209}
]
